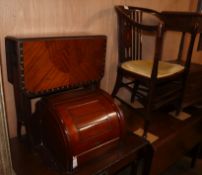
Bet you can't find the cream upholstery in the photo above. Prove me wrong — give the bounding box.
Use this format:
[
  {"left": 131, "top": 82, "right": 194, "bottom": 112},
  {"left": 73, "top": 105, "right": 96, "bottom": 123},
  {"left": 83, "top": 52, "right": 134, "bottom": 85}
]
[{"left": 121, "top": 60, "right": 184, "bottom": 78}]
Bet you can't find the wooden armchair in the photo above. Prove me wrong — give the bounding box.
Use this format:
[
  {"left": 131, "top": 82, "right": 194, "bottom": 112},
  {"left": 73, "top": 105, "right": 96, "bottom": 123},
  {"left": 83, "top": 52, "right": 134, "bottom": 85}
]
[{"left": 112, "top": 5, "right": 199, "bottom": 137}]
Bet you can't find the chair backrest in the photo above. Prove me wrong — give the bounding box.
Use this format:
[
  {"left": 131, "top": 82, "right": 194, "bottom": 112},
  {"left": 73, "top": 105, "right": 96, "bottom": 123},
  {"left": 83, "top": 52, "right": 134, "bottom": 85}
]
[
  {"left": 115, "top": 5, "right": 165, "bottom": 79},
  {"left": 160, "top": 11, "right": 201, "bottom": 71},
  {"left": 115, "top": 6, "right": 200, "bottom": 78},
  {"left": 115, "top": 6, "right": 162, "bottom": 62}
]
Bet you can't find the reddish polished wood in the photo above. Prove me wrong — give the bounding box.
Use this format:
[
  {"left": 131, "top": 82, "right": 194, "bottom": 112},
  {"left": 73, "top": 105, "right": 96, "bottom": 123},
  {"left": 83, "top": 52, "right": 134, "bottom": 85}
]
[
  {"left": 10, "top": 102, "right": 202, "bottom": 175},
  {"left": 10, "top": 133, "right": 152, "bottom": 175},
  {"left": 5, "top": 35, "right": 106, "bottom": 140},
  {"left": 6, "top": 35, "right": 106, "bottom": 96},
  {"left": 40, "top": 88, "right": 126, "bottom": 172},
  {"left": 6, "top": 35, "right": 153, "bottom": 175}
]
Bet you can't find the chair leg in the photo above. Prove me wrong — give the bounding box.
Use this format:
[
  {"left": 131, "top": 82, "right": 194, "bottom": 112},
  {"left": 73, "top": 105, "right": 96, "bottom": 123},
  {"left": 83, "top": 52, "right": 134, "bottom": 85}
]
[
  {"left": 17, "top": 120, "right": 22, "bottom": 140},
  {"left": 175, "top": 97, "right": 183, "bottom": 116},
  {"left": 131, "top": 80, "right": 140, "bottom": 103},
  {"left": 111, "top": 69, "right": 123, "bottom": 97},
  {"left": 130, "top": 160, "right": 138, "bottom": 175},
  {"left": 141, "top": 144, "right": 154, "bottom": 175},
  {"left": 175, "top": 79, "right": 187, "bottom": 115},
  {"left": 135, "top": 144, "right": 153, "bottom": 175},
  {"left": 143, "top": 85, "right": 154, "bottom": 138},
  {"left": 191, "top": 143, "right": 201, "bottom": 168},
  {"left": 143, "top": 119, "right": 150, "bottom": 138}
]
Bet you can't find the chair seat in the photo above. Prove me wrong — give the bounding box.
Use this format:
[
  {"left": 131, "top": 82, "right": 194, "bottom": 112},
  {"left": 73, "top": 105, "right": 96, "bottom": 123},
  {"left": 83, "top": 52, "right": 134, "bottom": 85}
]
[{"left": 121, "top": 60, "right": 184, "bottom": 78}]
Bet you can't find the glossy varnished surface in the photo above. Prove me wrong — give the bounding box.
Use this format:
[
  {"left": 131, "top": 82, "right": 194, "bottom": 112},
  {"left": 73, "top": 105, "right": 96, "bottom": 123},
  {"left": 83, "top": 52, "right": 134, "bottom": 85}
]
[
  {"left": 5, "top": 35, "right": 107, "bottom": 140},
  {"left": 40, "top": 88, "right": 126, "bottom": 172},
  {"left": 6, "top": 35, "right": 106, "bottom": 96},
  {"left": 10, "top": 133, "right": 150, "bottom": 175},
  {"left": 10, "top": 103, "right": 202, "bottom": 175}
]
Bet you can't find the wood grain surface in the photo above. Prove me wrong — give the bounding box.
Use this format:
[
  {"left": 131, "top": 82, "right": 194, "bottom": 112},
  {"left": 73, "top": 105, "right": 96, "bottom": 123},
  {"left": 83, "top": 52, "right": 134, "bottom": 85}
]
[{"left": 18, "top": 36, "right": 106, "bottom": 94}]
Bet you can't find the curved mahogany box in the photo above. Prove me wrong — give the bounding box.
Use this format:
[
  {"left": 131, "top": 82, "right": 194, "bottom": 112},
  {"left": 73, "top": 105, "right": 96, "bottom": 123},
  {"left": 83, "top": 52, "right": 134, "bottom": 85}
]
[{"left": 40, "top": 88, "right": 126, "bottom": 172}]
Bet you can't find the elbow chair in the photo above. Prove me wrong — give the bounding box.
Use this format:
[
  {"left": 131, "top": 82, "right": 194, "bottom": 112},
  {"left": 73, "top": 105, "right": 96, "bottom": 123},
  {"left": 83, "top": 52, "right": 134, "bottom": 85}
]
[{"left": 112, "top": 5, "right": 199, "bottom": 138}]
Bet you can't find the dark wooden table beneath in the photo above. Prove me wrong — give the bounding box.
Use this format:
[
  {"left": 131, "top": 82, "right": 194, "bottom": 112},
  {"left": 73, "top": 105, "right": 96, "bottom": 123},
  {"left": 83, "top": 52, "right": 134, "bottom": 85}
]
[
  {"left": 10, "top": 131, "right": 151, "bottom": 175},
  {"left": 10, "top": 103, "right": 202, "bottom": 175}
]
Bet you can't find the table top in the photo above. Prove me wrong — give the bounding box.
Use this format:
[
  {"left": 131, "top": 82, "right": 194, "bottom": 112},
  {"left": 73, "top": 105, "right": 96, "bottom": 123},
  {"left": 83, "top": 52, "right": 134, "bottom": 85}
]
[{"left": 160, "top": 11, "right": 202, "bottom": 32}]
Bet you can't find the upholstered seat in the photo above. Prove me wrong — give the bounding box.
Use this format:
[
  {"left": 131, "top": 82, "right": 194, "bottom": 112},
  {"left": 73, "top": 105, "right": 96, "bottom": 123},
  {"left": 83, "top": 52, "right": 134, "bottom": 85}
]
[{"left": 121, "top": 60, "right": 184, "bottom": 78}]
